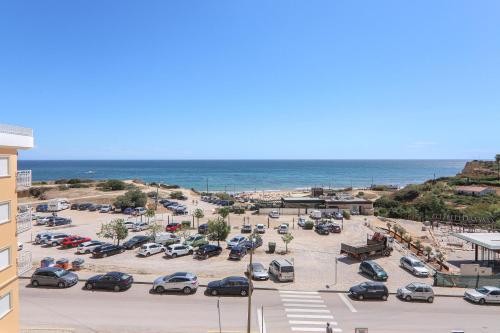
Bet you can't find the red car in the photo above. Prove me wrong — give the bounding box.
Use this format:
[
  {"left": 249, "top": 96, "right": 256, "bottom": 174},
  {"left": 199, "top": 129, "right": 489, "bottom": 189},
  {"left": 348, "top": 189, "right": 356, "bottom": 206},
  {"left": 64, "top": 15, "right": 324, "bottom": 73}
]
[
  {"left": 165, "top": 223, "right": 182, "bottom": 232},
  {"left": 61, "top": 236, "right": 92, "bottom": 248}
]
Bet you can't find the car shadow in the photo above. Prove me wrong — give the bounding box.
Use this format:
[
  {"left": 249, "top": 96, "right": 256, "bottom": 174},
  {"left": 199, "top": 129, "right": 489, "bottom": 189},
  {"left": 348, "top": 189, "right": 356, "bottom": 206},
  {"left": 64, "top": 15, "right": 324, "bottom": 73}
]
[
  {"left": 337, "top": 256, "right": 359, "bottom": 265},
  {"left": 463, "top": 298, "right": 500, "bottom": 306},
  {"left": 149, "top": 289, "right": 197, "bottom": 296}
]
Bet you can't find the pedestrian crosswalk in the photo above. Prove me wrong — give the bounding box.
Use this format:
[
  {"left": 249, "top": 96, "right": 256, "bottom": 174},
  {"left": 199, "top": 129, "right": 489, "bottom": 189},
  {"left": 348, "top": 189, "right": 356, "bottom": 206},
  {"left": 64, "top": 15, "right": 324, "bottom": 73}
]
[{"left": 279, "top": 290, "right": 342, "bottom": 333}]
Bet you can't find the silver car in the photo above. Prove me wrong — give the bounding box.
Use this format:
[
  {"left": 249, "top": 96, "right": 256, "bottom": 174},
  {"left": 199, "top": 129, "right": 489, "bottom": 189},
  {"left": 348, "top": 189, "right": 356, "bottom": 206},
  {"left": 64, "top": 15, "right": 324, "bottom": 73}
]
[
  {"left": 397, "top": 282, "right": 434, "bottom": 303},
  {"left": 248, "top": 263, "right": 269, "bottom": 281},
  {"left": 31, "top": 267, "right": 78, "bottom": 288},
  {"left": 153, "top": 272, "right": 198, "bottom": 294},
  {"left": 464, "top": 286, "right": 500, "bottom": 304}
]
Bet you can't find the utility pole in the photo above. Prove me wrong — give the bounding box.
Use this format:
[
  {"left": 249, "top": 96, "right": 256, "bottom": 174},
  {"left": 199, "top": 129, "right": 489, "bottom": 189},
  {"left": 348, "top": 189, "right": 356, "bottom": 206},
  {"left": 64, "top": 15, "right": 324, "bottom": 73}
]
[
  {"left": 247, "top": 233, "right": 255, "bottom": 333},
  {"left": 154, "top": 182, "right": 160, "bottom": 210},
  {"left": 217, "top": 298, "right": 222, "bottom": 333},
  {"left": 206, "top": 178, "right": 209, "bottom": 194}
]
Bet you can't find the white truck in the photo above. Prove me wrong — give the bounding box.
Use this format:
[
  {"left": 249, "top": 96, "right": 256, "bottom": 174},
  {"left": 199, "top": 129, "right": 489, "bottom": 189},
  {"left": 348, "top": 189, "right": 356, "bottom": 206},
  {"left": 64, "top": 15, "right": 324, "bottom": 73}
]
[
  {"left": 309, "top": 210, "right": 322, "bottom": 220},
  {"left": 48, "top": 198, "right": 70, "bottom": 212}
]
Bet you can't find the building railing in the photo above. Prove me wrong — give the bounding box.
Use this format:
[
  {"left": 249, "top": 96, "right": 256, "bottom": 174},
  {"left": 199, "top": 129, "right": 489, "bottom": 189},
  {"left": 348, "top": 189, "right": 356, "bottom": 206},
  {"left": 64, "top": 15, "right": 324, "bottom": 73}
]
[
  {"left": 16, "top": 211, "right": 32, "bottom": 234},
  {"left": 0, "top": 124, "right": 33, "bottom": 137},
  {"left": 17, "top": 170, "right": 32, "bottom": 191},
  {"left": 17, "top": 250, "right": 32, "bottom": 276},
  {"left": 20, "top": 329, "right": 75, "bottom": 333}
]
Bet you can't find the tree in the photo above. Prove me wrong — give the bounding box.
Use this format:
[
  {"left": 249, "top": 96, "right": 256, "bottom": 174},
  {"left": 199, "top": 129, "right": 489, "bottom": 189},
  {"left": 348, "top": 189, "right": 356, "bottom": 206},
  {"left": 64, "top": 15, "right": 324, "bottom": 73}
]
[
  {"left": 404, "top": 234, "right": 413, "bottom": 249},
  {"left": 207, "top": 217, "right": 230, "bottom": 247},
  {"left": 435, "top": 251, "right": 445, "bottom": 271},
  {"left": 194, "top": 208, "right": 204, "bottom": 228},
  {"left": 145, "top": 208, "right": 155, "bottom": 223},
  {"left": 423, "top": 246, "right": 433, "bottom": 262},
  {"left": 98, "top": 179, "right": 127, "bottom": 191},
  {"left": 218, "top": 207, "right": 230, "bottom": 226},
  {"left": 114, "top": 189, "right": 148, "bottom": 210},
  {"left": 147, "top": 220, "right": 164, "bottom": 240},
  {"left": 414, "top": 240, "right": 422, "bottom": 255},
  {"left": 386, "top": 222, "right": 392, "bottom": 234},
  {"left": 496, "top": 154, "right": 500, "bottom": 180},
  {"left": 281, "top": 232, "right": 294, "bottom": 254},
  {"left": 97, "top": 218, "right": 128, "bottom": 245}
]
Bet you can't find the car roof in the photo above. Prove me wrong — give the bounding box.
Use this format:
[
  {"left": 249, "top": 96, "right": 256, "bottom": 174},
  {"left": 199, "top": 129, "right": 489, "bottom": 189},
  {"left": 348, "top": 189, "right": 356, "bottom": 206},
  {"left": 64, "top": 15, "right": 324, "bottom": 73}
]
[
  {"left": 37, "top": 266, "right": 63, "bottom": 272},
  {"left": 225, "top": 276, "right": 247, "bottom": 281},
  {"left": 482, "top": 286, "right": 500, "bottom": 291},
  {"left": 106, "top": 271, "right": 126, "bottom": 277},
  {"left": 408, "top": 282, "right": 431, "bottom": 288},
  {"left": 272, "top": 259, "right": 293, "bottom": 266}
]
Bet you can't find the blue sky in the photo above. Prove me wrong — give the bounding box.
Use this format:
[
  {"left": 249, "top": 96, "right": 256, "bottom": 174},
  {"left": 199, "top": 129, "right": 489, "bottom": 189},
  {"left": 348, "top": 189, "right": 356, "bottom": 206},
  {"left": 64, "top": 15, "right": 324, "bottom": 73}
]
[{"left": 1, "top": 1, "right": 499, "bottom": 160}]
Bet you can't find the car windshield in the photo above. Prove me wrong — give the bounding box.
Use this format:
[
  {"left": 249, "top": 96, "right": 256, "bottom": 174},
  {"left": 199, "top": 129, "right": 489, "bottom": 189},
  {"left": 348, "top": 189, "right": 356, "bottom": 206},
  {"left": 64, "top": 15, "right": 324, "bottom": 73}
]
[
  {"left": 186, "top": 236, "right": 195, "bottom": 241},
  {"left": 54, "top": 269, "right": 69, "bottom": 278},
  {"left": 405, "top": 284, "right": 417, "bottom": 291},
  {"left": 121, "top": 274, "right": 130, "bottom": 280},
  {"left": 252, "top": 264, "right": 264, "bottom": 271},
  {"left": 359, "top": 282, "right": 369, "bottom": 289},
  {"left": 412, "top": 261, "right": 424, "bottom": 267},
  {"left": 476, "top": 287, "right": 489, "bottom": 294},
  {"left": 372, "top": 263, "right": 384, "bottom": 272},
  {"left": 281, "top": 266, "right": 294, "bottom": 273}
]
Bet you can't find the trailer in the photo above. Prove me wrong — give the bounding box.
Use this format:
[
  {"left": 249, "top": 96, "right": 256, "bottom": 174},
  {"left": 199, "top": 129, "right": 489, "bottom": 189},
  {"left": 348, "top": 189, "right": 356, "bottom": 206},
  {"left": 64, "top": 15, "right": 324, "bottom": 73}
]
[
  {"left": 47, "top": 198, "right": 70, "bottom": 212},
  {"left": 340, "top": 232, "right": 393, "bottom": 260}
]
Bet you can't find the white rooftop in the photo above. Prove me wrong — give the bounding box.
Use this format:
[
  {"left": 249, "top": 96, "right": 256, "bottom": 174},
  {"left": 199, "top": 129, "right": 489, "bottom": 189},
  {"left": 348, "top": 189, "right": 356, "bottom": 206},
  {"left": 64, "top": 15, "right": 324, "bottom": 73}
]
[
  {"left": 453, "top": 233, "right": 500, "bottom": 250},
  {"left": 0, "top": 123, "right": 34, "bottom": 149}
]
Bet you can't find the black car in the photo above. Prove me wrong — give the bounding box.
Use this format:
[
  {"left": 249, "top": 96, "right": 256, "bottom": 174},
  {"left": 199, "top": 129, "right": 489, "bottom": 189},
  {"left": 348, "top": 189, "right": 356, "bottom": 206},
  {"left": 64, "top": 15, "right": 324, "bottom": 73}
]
[
  {"left": 206, "top": 276, "right": 249, "bottom": 296},
  {"left": 242, "top": 237, "right": 263, "bottom": 250},
  {"left": 123, "top": 235, "right": 151, "bottom": 250},
  {"left": 195, "top": 244, "right": 222, "bottom": 259},
  {"left": 198, "top": 223, "right": 209, "bottom": 234},
  {"left": 315, "top": 224, "right": 330, "bottom": 235},
  {"left": 330, "top": 223, "right": 341, "bottom": 233},
  {"left": 88, "top": 204, "right": 98, "bottom": 211},
  {"left": 70, "top": 204, "right": 78, "bottom": 210},
  {"left": 47, "top": 217, "right": 72, "bottom": 227},
  {"left": 228, "top": 246, "right": 247, "bottom": 260},
  {"left": 92, "top": 244, "right": 124, "bottom": 258},
  {"left": 78, "top": 203, "right": 92, "bottom": 210},
  {"left": 85, "top": 271, "right": 133, "bottom": 292},
  {"left": 359, "top": 260, "right": 388, "bottom": 281},
  {"left": 349, "top": 281, "right": 389, "bottom": 301},
  {"left": 241, "top": 225, "right": 252, "bottom": 233}
]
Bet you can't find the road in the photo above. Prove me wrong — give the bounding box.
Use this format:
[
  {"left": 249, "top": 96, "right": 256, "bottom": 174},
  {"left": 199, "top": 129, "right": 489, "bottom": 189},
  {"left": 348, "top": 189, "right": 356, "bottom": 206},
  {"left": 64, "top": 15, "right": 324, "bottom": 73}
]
[{"left": 20, "top": 282, "right": 500, "bottom": 333}]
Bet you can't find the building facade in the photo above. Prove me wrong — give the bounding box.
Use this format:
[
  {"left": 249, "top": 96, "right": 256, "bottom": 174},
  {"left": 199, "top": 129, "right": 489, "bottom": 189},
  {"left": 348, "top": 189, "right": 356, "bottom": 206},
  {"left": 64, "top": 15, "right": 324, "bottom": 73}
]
[{"left": 0, "top": 124, "right": 34, "bottom": 333}]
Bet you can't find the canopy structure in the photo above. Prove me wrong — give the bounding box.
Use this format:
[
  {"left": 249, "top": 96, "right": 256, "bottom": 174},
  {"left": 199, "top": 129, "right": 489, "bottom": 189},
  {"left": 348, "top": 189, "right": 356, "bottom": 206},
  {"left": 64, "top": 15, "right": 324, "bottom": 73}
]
[{"left": 453, "top": 233, "right": 500, "bottom": 267}]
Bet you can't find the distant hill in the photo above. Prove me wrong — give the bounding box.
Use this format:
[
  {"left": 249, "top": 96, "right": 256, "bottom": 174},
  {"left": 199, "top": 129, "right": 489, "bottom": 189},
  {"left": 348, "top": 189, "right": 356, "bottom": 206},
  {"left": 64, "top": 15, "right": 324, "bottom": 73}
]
[{"left": 459, "top": 160, "right": 497, "bottom": 178}]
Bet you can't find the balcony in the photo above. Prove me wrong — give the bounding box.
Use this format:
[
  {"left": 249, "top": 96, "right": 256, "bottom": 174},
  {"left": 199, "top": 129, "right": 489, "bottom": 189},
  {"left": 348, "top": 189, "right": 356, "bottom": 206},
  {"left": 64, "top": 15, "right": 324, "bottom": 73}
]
[
  {"left": 16, "top": 211, "right": 32, "bottom": 234},
  {"left": 17, "top": 250, "right": 32, "bottom": 276},
  {"left": 17, "top": 169, "right": 32, "bottom": 191},
  {"left": 0, "top": 123, "right": 34, "bottom": 149}
]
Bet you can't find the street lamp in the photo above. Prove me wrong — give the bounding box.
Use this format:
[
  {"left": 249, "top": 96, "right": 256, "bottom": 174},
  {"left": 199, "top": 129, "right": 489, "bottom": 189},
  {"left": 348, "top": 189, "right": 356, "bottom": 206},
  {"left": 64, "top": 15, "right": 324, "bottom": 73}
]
[{"left": 247, "top": 233, "right": 256, "bottom": 333}]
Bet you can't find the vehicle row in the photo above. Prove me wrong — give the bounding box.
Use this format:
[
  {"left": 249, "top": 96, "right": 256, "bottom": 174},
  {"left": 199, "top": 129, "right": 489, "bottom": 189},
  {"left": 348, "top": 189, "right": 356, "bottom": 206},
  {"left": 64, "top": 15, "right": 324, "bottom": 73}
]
[{"left": 159, "top": 200, "right": 188, "bottom": 215}]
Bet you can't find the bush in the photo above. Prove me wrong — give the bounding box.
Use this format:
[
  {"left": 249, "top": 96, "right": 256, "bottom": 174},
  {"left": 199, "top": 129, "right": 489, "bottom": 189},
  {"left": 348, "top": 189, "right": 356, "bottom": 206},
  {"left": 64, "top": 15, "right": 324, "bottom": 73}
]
[
  {"left": 57, "top": 185, "right": 69, "bottom": 191},
  {"left": 374, "top": 196, "right": 400, "bottom": 209},
  {"left": 160, "top": 184, "right": 180, "bottom": 189},
  {"left": 303, "top": 221, "right": 314, "bottom": 230},
  {"left": 394, "top": 187, "right": 420, "bottom": 202},
  {"left": 114, "top": 189, "right": 147, "bottom": 210},
  {"left": 69, "top": 183, "right": 90, "bottom": 188},
  {"left": 181, "top": 220, "right": 191, "bottom": 229},
  {"left": 29, "top": 187, "right": 50, "bottom": 198},
  {"left": 342, "top": 210, "right": 351, "bottom": 220},
  {"left": 170, "top": 191, "right": 186, "bottom": 200},
  {"left": 147, "top": 191, "right": 157, "bottom": 198},
  {"left": 98, "top": 179, "right": 127, "bottom": 191}
]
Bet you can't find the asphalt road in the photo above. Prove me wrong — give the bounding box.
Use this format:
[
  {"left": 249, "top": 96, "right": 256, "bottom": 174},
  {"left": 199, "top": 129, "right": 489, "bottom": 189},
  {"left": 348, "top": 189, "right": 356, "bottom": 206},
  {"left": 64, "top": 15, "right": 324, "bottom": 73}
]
[{"left": 20, "top": 282, "right": 500, "bottom": 333}]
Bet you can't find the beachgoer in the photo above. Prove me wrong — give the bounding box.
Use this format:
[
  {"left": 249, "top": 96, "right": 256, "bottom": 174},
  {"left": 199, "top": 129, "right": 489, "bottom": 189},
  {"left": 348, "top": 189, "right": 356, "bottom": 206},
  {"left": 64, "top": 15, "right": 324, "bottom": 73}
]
[{"left": 326, "top": 322, "right": 333, "bottom": 333}]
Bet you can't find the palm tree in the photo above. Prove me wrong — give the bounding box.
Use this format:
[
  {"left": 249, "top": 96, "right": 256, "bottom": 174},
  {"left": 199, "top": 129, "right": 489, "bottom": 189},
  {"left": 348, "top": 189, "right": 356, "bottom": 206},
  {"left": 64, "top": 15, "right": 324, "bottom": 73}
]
[
  {"left": 194, "top": 208, "right": 204, "bottom": 229},
  {"left": 414, "top": 240, "right": 422, "bottom": 255},
  {"left": 435, "top": 251, "right": 445, "bottom": 271},
  {"left": 405, "top": 234, "right": 413, "bottom": 249},
  {"left": 145, "top": 208, "right": 155, "bottom": 224},
  {"left": 424, "top": 246, "right": 433, "bottom": 262},
  {"left": 386, "top": 222, "right": 392, "bottom": 235}
]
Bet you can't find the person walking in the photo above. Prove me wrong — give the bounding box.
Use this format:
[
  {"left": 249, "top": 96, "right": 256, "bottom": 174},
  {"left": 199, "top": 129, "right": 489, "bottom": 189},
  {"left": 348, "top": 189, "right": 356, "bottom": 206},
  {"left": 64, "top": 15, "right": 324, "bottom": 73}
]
[{"left": 326, "top": 322, "right": 333, "bottom": 333}]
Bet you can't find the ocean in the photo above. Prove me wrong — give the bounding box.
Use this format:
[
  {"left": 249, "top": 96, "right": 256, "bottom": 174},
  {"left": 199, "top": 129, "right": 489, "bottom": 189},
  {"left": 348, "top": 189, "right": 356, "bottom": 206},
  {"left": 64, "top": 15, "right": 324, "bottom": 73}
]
[{"left": 18, "top": 160, "right": 467, "bottom": 192}]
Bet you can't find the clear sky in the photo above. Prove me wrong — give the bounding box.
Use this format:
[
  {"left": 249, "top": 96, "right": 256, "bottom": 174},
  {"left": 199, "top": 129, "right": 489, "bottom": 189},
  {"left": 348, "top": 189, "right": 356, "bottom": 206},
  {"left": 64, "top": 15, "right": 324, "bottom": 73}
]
[{"left": 1, "top": 1, "right": 499, "bottom": 160}]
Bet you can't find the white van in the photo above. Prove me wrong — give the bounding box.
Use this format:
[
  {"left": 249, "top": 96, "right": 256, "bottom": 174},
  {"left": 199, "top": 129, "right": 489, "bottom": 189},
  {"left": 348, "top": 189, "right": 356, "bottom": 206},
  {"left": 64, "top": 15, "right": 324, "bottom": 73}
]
[
  {"left": 309, "top": 210, "right": 322, "bottom": 219},
  {"left": 269, "top": 210, "right": 280, "bottom": 218},
  {"left": 48, "top": 198, "right": 70, "bottom": 212},
  {"left": 269, "top": 259, "right": 295, "bottom": 282},
  {"left": 154, "top": 232, "right": 180, "bottom": 246}
]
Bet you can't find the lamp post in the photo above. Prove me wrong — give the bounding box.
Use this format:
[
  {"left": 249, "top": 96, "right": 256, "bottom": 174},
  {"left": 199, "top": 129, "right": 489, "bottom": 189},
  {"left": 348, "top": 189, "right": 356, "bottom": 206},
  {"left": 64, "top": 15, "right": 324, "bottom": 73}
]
[{"left": 246, "top": 233, "right": 256, "bottom": 333}]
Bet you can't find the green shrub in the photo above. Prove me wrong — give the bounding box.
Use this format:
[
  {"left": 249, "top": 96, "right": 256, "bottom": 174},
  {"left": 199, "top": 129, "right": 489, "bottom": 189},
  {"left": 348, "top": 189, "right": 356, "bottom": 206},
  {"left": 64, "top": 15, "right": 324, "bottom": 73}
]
[
  {"left": 342, "top": 210, "right": 351, "bottom": 220},
  {"left": 69, "top": 183, "right": 90, "bottom": 188},
  {"left": 57, "top": 185, "right": 69, "bottom": 191},
  {"left": 29, "top": 187, "right": 50, "bottom": 198},
  {"left": 114, "top": 189, "right": 147, "bottom": 209},
  {"left": 147, "top": 191, "right": 157, "bottom": 198},
  {"left": 303, "top": 221, "right": 314, "bottom": 230},
  {"left": 181, "top": 220, "right": 191, "bottom": 229},
  {"left": 98, "top": 179, "right": 127, "bottom": 191},
  {"left": 170, "top": 191, "right": 186, "bottom": 199}
]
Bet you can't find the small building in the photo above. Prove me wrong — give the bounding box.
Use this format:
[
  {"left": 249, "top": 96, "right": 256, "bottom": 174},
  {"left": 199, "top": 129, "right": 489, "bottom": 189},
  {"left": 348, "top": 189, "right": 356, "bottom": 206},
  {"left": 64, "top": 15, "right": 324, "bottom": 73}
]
[
  {"left": 281, "top": 196, "right": 374, "bottom": 215},
  {"left": 311, "top": 187, "right": 324, "bottom": 197},
  {"left": 453, "top": 233, "right": 500, "bottom": 268},
  {"left": 455, "top": 186, "right": 495, "bottom": 197}
]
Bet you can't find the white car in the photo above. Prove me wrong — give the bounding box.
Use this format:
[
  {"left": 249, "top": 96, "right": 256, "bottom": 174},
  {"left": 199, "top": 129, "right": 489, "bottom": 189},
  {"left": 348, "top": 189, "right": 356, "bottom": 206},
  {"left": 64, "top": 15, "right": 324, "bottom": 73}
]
[
  {"left": 226, "top": 235, "right": 246, "bottom": 249},
  {"left": 278, "top": 224, "right": 289, "bottom": 234},
  {"left": 100, "top": 205, "right": 113, "bottom": 213},
  {"left": 297, "top": 217, "right": 306, "bottom": 227},
  {"left": 464, "top": 286, "right": 500, "bottom": 304},
  {"left": 77, "top": 240, "right": 104, "bottom": 254},
  {"left": 256, "top": 224, "right": 265, "bottom": 234},
  {"left": 124, "top": 221, "right": 136, "bottom": 229},
  {"left": 34, "top": 231, "right": 53, "bottom": 244},
  {"left": 155, "top": 232, "right": 180, "bottom": 246},
  {"left": 138, "top": 243, "right": 165, "bottom": 257},
  {"left": 153, "top": 272, "right": 198, "bottom": 294},
  {"left": 133, "top": 222, "right": 150, "bottom": 232},
  {"left": 269, "top": 210, "right": 279, "bottom": 218},
  {"left": 134, "top": 207, "right": 147, "bottom": 215},
  {"left": 400, "top": 255, "right": 430, "bottom": 277},
  {"left": 165, "top": 244, "right": 194, "bottom": 258},
  {"left": 35, "top": 216, "right": 51, "bottom": 225}
]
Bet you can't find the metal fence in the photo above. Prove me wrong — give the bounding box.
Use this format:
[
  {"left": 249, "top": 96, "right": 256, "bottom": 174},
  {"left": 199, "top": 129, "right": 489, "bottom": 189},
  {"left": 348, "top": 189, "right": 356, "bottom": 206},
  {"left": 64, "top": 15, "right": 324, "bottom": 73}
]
[
  {"left": 17, "top": 169, "right": 32, "bottom": 191},
  {"left": 17, "top": 250, "right": 32, "bottom": 276},
  {"left": 0, "top": 123, "right": 33, "bottom": 136},
  {"left": 16, "top": 211, "right": 32, "bottom": 234},
  {"left": 434, "top": 271, "right": 500, "bottom": 288},
  {"left": 20, "top": 328, "right": 75, "bottom": 333}
]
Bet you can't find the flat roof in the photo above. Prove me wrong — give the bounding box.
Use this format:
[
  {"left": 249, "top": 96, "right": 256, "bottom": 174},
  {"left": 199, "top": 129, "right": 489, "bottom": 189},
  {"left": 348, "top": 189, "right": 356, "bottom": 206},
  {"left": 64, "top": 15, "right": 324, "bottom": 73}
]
[
  {"left": 453, "top": 233, "right": 500, "bottom": 250},
  {"left": 282, "top": 197, "right": 324, "bottom": 202},
  {"left": 0, "top": 123, "right": 34, "bottom": 149}
]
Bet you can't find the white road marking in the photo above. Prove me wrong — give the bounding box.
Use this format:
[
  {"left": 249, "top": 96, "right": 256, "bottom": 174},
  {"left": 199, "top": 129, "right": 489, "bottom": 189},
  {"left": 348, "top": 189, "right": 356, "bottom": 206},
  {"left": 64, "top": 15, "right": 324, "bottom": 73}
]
[
  {"left": 257, "top": 307, "right": 267, "bottom": 333},
  {"left": 280, "top": 291, "right": 319, "bottom": 295},
  {"left": 280, "top": 294, "right": 321, "bottom": 299},
  {"left": 283, "top": 303, "right": 327, "bottom": 308},
  {"left": 289, "top": 321, "right": 338, "bottom": 326},
  {"left": 287, "top": 314, "right": 334, "bottom": 319},
  {"left": 291, "top": 327, "right": 342, "bottom": 332},
  {"left": 281, "top": 299, "right": 324, "bottom": 303},
  {"left": 338, "top": 293, "right": 357, "bottom": 313},
  {"left": 285, "top": 309, "right": 330, "bottom": 313}
]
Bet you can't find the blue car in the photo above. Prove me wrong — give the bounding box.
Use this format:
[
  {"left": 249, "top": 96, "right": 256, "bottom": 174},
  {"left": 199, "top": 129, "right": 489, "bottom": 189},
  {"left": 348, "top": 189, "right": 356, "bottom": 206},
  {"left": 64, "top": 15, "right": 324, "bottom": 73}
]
[
  {"left": 36, "top": 204, "right": 48, "bottom": 212},
  {"left": 122, "top": 207, "right": 134, "bottom": 215}
]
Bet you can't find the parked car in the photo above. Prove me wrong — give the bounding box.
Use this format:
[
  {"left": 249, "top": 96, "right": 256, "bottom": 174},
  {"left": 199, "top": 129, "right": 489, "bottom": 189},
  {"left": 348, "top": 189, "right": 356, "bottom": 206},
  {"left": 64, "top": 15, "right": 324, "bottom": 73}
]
[
  {"left": 43, "top": 233, "right": 70, "bottom": 247},
  {"left": 400, "top": 255, "right": 430, "bottom": 277},
  {"left": 229, "top": 245, "right": 247, "bottom": 260},
  {"left": 123, "top": 220, "right": 137, "bottom": 229},
  {"left": 226, "top": 235, "right": 246, "bottom": 249},
  {"left": 153, "top": 272, "right": 198, "bottom": 294},
  {"left": 269, "top": 259, "right": 295, "bottom": 282},
  {"left": 155, "top": 232, "right": 180, "bottom": 246},
  {"left": 88, "top": 204, "right": 99, "bottom": 212},
  {"left": 70, "top": 203, "right": 79, "bottom": 210},
  {"left": 268, "top": 210, "right": 279, "bottom": 218},
  {"left": 133, "top": 222, "right": 150, "bottom": 232},
  {"left": 133, "top": 207, "right": 147, "bottom": 215},
  {"left": 36, "top": 204, "right": 49, "bottom": 212},
  {"left": 165, "top": 222, "right": 182, "bottom": 232},
  {"left": 315, "top": 224, "right": 330, "bottom": 235},
  {"left": 349, "top": 281, "right": 389, "bottom": 301},
  {"left": 297, "top": 217, "right": 306, "bottom": 227},
  {"left": 329, "top": 223, "right": 342, "bottom": 233},
  {"left": 30, "top": 267, "right": 78, "bottom": 288},
  {"left": 138, "top": 243, "right": 165, "bottom": 256},
  {"left": 397, "top": 282, "right": 434, "bottom": 303},
  {"left": 166, "top": 244, "right": 194, "bottom": 258},
  {"left": 247, "top": 262, "right": 269, "bottom": 281},
  {"left": 174, "top": 207, "right": 188, "bottom": 215},
  {"left": 35, "top": 216, "right": 51, "bottom": 226},
  {"left": 123, "top": 235, "right": 151, "bottom": 250},
  {"left": 194, "top": 244, "right": 222, "bottom": 259},
  {"left": 85, "top": 272, "right": 133, "bottom": 292},
  {"left": 34, "top": 231, "right": 53, "bottom": 244},
  {"left": 47, "top": 217, "right": 72, "bottom": 227},
  {"left": 122, "top": 207, "right": 134, "bottom": 215},
  {"left": 242, "top": 237, "right": 263, "bottom": 250},
  {"left": 78, "top": 203, "right": 92, "bottom": 210},
  {"left": 183, "top": 234, "right": 208, "bottom": 248},
  {"left": 241, "top": 225, "right": 252, "bottom": 233},
  {"left": 92, "top": 244, "right": 124, "bottom": 258},
  {"left": 334, "top": 211, "right": 343, "bottom": 220},
  {"left": 359, "top": 260, "right": 388, "bottom": 281},
  {"left": 206, "top": 276, "right": 249, "bottom": 296},
  {"left": 255, "top": 224, "right": 265, "bottom": 234},
  {"left": 464, "top": 286, "right": 500, "bottom": 304},
  {"left": 198, "top": 223, "right": 209, "bottom": 234},
  {"left": 61, "top": 236, "right": 92, "bottom": 248},
  {"left": 77, "top": 240, "right": 105, "bottom": 254},
  {"left": 277, "top": 224, "right": 289, "bottom": 234},
  {"left": 100, "top": 204, "right": 113, "bottom": 213}
]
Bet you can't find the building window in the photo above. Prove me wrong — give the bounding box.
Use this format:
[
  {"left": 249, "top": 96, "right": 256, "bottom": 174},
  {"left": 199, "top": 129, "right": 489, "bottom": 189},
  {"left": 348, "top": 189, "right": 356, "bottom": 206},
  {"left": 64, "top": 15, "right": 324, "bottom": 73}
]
[
  {"left": 0, "top": 247, "right": 10, "bottom": 271},
  {"left": 0, "top": 292, "right": 12, "bottom": 319},
  {"left": 0, "top": 202, "right": 9, "bottom": 224},
  {"left": 0, "top": 157, "right": 9, "bottom": 177}
]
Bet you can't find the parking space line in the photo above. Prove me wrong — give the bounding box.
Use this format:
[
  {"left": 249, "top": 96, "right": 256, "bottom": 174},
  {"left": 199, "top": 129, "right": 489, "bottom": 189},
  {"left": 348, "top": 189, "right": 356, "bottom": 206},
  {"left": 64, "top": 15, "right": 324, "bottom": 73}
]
[
  {"left": 280, "top": 295, "right": 322, "bottom": 299},
  {"left": 286, "top": 308, "right": 330, "bottom": 313},
  {"left": 283, "top": 303, "right": 327, "bottom": 308},
  {"left": 291, "top": 328, "right": 342, "bottom": 332},
  {"left": 289, "top": 321, "right": 338, "bottom": 326},
  {"left": 257, "top": 307, "right": 267, "bottom": 333},
  {"left": 280, "top": 291, "right": 320, "bottom": 295},
  {"left": 338, "top": 293, "right": 357, "bottom": 313},
  {"left": 287, "top": 314, "right": 334, "bottom": 319},
  {"left": 281, "top": 299, "right": 324, "bottom": 303}
]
